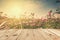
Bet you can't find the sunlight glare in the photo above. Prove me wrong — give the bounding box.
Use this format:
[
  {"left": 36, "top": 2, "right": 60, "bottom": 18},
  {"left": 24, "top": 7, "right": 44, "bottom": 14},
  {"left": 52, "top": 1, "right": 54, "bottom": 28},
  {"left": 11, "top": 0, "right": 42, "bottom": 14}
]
[{"left": 7, "top": 6, "right": 22, "bottom": 18}]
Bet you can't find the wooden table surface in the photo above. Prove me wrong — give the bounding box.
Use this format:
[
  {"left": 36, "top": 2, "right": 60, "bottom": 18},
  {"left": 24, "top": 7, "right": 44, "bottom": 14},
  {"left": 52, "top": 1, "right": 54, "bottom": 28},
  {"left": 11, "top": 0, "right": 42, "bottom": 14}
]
[{"left": 0, "top": 29, "right": 60, "bottom": 40}]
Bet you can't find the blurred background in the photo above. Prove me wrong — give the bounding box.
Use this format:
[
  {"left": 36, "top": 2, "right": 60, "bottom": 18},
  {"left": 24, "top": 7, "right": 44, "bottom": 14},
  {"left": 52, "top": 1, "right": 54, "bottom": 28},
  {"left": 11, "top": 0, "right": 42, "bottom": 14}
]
[{"left": 0, "top": 0, "right": 60, "bottom": 29}]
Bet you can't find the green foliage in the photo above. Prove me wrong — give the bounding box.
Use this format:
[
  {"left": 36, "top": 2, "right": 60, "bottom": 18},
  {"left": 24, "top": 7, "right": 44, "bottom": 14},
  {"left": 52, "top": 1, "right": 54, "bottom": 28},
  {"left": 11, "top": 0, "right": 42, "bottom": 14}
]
[
  {"left": 8, "top": 18, "right": 60, "bottom": 29},
  {"left": 42, "top": 18, "right": 60, "bottom": 29}
]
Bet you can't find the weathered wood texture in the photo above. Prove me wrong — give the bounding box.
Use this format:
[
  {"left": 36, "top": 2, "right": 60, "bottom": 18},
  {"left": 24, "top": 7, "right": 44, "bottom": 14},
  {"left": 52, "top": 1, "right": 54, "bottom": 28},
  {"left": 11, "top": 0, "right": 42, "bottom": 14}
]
[{"left": 0, "top": 29, "right": 60, "bottom": 40}]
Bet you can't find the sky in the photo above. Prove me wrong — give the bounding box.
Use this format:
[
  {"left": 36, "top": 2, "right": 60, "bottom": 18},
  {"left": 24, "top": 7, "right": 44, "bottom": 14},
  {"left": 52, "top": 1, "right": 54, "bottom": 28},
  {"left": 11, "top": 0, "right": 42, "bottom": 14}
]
[{"left": 0, "top": 0, "right": 60, "bottom": 18}]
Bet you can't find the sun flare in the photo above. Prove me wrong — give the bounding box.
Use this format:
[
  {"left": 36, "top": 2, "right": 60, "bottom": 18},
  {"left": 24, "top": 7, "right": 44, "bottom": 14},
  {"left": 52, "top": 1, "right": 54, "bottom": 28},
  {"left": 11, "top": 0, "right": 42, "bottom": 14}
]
[
  {"left": 1, "top": 0, "right": 44, "bottom": 19},
  {"left": 7, "top": 6, "right": 22, "bottom": 18}
]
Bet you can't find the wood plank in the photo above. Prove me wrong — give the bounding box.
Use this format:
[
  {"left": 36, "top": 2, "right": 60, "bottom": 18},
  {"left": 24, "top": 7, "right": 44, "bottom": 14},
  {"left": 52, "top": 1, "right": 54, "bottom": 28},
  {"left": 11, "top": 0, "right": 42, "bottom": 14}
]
[
  {"left": 6, "top": 29, "right": 22, "bottom": 40},
  {"left": 0, "top": 29, "right": 17, "bottom": 40},
  {"left": 48, "top": 29, "right": 60, "bottom": 37},
  {"left": 0, "top": 30, "right": 7, "bottom": 37},
  {"left": 32, "top": 29, "right": 45, "bottom": 40},
  {"left": 24, "top": 29, "right": 35, "bottom": 40},
  {"left": 41, "top": 29, "right": 60, "bottom": 40},
  {"left": 0, "top": 30, "right": 7, "bottom": 40},
  {"left": 37, "top": 29, "right": 53, "bottom": 40},
  {"left": 17, "top": 29, "right": 29, "bottom": 40},
  {"left": 0, "top": 29, "right": 60, "bottom": 40}
]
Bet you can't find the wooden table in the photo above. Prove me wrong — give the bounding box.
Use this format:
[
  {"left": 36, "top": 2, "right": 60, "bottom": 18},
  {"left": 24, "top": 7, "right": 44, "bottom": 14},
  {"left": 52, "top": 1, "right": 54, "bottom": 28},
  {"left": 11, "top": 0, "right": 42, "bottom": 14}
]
[{"left": 0, "top": 29, "right": 60, "bottom": 40}]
